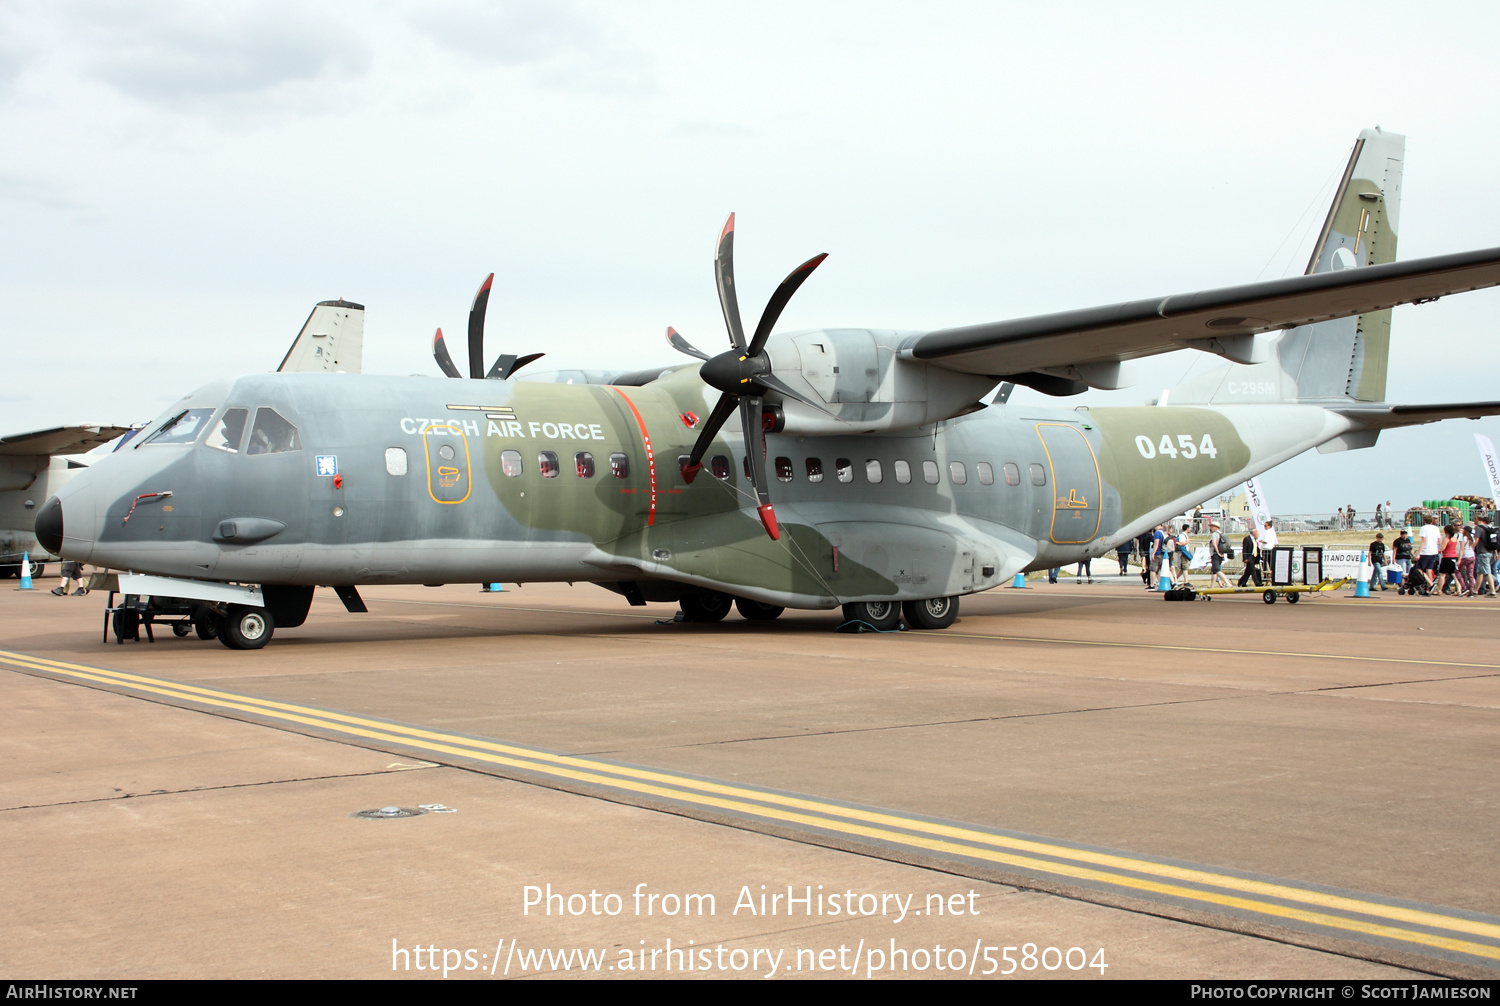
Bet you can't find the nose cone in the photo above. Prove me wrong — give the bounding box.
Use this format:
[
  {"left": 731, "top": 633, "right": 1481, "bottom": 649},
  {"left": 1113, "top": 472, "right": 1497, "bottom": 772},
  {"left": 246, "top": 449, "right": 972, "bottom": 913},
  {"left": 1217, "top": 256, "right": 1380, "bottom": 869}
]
[{"left": 35, "top": 496, "right": 63, "bottom": 555}]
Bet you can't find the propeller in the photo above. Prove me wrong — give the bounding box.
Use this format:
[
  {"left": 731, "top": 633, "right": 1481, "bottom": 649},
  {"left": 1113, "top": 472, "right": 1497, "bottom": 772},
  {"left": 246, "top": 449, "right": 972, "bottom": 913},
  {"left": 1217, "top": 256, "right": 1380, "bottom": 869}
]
[
  {"left": 431, "top": 273, "right": 546, "bottom": 380},
  {"left": 665, "top": 326, "right": 710, "bottom": 361},
  {"left": 678, "top": 213, "right": 827, "bottom": 541}
]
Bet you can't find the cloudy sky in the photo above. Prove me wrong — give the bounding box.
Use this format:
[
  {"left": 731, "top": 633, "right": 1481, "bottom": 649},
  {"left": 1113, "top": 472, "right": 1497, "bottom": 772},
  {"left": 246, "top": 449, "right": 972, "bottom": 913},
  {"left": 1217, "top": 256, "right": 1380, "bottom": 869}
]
[{"left": 3, "top": 1, "right": 1498, "bottom": 513}]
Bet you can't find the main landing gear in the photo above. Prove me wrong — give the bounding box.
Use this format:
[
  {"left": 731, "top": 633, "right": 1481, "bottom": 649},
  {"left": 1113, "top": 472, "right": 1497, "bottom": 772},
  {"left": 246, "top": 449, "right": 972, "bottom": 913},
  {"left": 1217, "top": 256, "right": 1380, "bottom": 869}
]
[
  {"left": 676, "top": 590, "right": 961, "bottom": 630},
  {"left": 217, "top": 604, "right": 275, "bottom": 650}
]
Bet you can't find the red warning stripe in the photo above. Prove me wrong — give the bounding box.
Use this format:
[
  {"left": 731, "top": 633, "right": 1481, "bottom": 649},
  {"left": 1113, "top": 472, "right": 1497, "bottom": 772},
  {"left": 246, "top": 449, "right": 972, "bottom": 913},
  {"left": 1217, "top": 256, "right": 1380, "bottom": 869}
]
[{"left": 609, "top": 387, "right": 657, "bottom": 526}]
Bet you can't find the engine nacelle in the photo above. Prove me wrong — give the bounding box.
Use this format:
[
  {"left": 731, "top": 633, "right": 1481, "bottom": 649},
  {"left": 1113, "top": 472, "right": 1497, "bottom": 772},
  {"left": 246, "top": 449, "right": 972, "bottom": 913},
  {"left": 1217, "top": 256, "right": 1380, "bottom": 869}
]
[{"left": 763, "top": 329, "right": 997, "bottom": 434}]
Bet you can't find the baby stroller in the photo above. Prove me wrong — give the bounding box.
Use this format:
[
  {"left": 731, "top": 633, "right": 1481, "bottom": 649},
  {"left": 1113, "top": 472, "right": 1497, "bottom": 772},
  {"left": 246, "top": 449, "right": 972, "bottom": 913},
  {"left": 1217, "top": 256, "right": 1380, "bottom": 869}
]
[{"left": 1396, "top": 565, "right": 1431, "bottom": 596}]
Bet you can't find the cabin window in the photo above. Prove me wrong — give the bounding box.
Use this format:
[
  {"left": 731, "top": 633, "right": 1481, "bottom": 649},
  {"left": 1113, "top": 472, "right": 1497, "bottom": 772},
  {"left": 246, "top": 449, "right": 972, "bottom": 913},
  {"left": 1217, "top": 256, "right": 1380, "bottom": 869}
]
[
  {"left": 806, "top": 457, "right": 824, "bottom": 483},
  {"left": 1003, "top": 462, "right": 1020, "bottom": 486},
  {"left": 711, "top": 455, "right": 731, "bottom": 480},
  {"left": 610, "top": 452, "right": 630, "bottom": 478},
  {"left": 538, "top": 451, "right": 560, "bottom": 478},
  {"left": 384, "top": 447, "right": 408, "bottom": 476},
  {"left": 865, "top": 459, "right": 883, "bottom": 484},
  {"left": 247, "top": 408, "right": 301, "bottom": 455},
  {"left": 836, "top": 458, "right": 853, "bottom": 483},
  {"left": 977, "top": 462, "right": 994, "bottom": 485},
  {"left": 142, "top": 408, "right": 215, "bottom": 447},
  {"left": 949, "top": 461, "right": 966, "bottom": 485},
  {"left": 894, "top": 460, "right": 911, "bottom": 484},
  {"left": 575, "top": 452, "right": 595, "bottom": 478},
  {"left": 775, "top": 456, "right": 794, "bottom": 482},
  {"left": 1029, "top": 463, "right": 1046, "bottom": 486},
  {"left": 501, "top": 449, "right": 523, "bottom": 477},
  {"left": 205, "top": 409, "right": 248, "bottom": 453},
  {"left": 438, "top": 444, "right": 456, "bottom": 461},
  {"left": 923, "top": 460, "right": 940, "bottom": 485}
]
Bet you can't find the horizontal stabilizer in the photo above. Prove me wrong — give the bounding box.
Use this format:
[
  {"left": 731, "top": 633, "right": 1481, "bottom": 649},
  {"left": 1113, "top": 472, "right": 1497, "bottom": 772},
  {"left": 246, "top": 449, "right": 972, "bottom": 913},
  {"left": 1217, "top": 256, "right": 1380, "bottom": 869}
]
[
  {"left": 1336, "top": 401, "right": 1500, "bottom": 429},
  {"left": 911, "top": 245, "right": 1500, "bottom": 379},
  {"left": 0, "top": 425, "right": 132, "bottom": 456}
]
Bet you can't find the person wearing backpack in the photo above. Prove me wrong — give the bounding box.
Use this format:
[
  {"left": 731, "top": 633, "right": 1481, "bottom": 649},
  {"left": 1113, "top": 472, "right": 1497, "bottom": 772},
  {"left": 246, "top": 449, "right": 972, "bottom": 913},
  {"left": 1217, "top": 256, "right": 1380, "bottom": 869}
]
[
  {"left": 1474, "top": 515, "right": 1496, "bottom": 596},
  {"left": 1209, "top": 522, "right": 1233, "bottom": 589}
]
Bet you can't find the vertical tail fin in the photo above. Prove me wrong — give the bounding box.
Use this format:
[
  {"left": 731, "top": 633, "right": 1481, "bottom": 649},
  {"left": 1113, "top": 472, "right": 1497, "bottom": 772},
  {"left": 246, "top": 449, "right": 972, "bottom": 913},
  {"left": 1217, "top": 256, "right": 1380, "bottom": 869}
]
[
  {"left": 276, "top": 299, "right": 365, "bottom": 374},
  {"left": 1173, "top": 128, "right": 1404, "bottom": 407}
]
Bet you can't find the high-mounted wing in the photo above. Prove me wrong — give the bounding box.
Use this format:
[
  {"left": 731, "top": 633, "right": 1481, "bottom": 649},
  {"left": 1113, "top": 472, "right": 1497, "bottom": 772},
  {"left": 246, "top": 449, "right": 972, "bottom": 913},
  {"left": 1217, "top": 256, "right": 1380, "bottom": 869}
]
[
  {"left": 0, "top": 425, "right": 133, "bottom": 456},
  {"left": 910, "top": 245, "right": 1500, "bottom": 382}
]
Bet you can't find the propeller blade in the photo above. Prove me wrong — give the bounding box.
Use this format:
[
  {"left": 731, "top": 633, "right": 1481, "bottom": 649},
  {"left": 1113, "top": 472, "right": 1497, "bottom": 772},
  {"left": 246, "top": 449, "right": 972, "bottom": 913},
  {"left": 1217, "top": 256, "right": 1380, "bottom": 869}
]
[
  {"left": 485, "top": 353, "right": 517, "bottom": 381},
  {"left": 746, "top": 252, "right": 827, "bottom": 357},
  {"left": 508, "top": 352, "right": 545, "bottom": 377},
  {"left": 433, "top": 328, "right": 462, "bottom": 378},
  {"left": 714, "top": 213, "right": 747, "bottom": 352},
  {"left": 666, "top": 326, "right": 710, "bottom": 361},
  {"left": 680, "top": 391, "right": 739, "bottom": 483},
  {"left": 739, "top": 395, "right": 778, "bottom": 539},
  {"left": 467, "top": 273, "right": 494, "bottom": 380}
]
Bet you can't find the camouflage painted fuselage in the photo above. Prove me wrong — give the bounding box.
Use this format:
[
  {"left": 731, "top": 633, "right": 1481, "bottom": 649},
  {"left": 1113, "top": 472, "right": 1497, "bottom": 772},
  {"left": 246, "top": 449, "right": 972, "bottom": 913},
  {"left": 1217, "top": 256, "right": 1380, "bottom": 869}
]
[{"left": 46, "top": 368, "right": 1357, "bottom": 608}]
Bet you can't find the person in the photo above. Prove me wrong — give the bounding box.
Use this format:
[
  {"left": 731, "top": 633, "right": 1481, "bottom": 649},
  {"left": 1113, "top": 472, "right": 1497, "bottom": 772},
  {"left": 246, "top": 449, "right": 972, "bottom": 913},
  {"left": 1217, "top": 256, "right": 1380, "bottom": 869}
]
[
  {"left": 1048, "top": 566, "right": 1059, "bottom": 584},
  {"left": 1116, "top": 538, "right": 1133, "bottom": 577},
  {"left": 1458, "top": 526, "right": 1477, "bottom": 596},
  {"left": 1385, "top": 501, "right": 1395, "bottom": 528},
  {"left": 52, "top": 560, "right": 87, "bottom": 596},
  {"left": 1238, "top": 528, "right": 1264, "bottom": 586},
  {"left": 1136, "top": 530, "right": 1154, "bottom": 587},
  {"left": 1393, "top": 528, "right": 1413, "bottom": 581},
  {"left": 1474, "top": 515, "right": 1496, "bottom": 596},
  {"left": 1347, "top": 503, "right": 1357, "bottom": 529},
  {"left": 1192, "top": 506, "right": 1204, "bottom": 534},
  {"left": 1148, "top": 524, "right": 1167, "bottom": 588},
  {"left": 1172, "top": 524, "right": 1192, "bottom": 586},
  {"left": 1076, "top": 555, "right": 1093, "bottom": 584},
  {"left": 1209, "top": 522, "right": 1233, "bottom": 588},
  {"left": 1336, "top": 506, "right": 1345, "bottom": 531},
  {"left": 1375, "top": 502, "right": 1384, "bottom": 529},
  {"left": 1416, "top": 515, "right": 1441, "bottom": 589},
  {"left": 1434, "top": 523, "right": 1461, "bottom": 595},
  {"left": 1368, "top": 533, "right": 1388, "bottom": 591}
]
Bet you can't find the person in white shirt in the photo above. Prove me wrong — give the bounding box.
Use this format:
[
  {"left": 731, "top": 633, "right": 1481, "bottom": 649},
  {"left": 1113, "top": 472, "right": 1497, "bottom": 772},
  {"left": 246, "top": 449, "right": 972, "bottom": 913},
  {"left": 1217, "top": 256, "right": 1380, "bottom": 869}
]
[{"left": 1416, "top": 515, "right": 1442, "bottom": 587}]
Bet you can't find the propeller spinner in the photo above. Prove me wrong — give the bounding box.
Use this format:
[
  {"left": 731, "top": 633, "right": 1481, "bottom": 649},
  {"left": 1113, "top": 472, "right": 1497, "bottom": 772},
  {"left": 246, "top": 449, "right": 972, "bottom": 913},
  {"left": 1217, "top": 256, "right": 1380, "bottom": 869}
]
[
  {"left": 678, "top": 213, "right": 827, "bottom": 541},
  {"left": 432, "top": 273, "right": 545, "bottom": 381}
]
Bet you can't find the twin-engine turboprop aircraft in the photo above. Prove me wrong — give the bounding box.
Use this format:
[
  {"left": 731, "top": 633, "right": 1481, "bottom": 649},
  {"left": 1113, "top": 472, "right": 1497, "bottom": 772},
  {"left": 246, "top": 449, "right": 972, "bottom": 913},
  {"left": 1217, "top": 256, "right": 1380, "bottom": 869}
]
[{"left": 34, "top": 129, "right": 1500, "bottom": 648}]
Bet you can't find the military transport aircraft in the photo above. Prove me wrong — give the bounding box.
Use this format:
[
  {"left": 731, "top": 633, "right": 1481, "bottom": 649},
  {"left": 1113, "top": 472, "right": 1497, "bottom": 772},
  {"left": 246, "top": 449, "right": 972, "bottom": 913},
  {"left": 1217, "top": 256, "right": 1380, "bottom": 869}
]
[
  {"left": 1, "top": 300, "right": 365, "bottom": 577},
  {"left": 33, "top": 129, "right": 1500, "bottom": 647}
]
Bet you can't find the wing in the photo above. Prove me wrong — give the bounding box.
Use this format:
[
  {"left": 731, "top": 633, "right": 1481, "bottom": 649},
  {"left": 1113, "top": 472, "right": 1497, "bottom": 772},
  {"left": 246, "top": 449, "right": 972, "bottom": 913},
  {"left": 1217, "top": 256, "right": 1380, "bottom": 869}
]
[
  {"left": 909, "top": 246, "right": 1500, "bottom": 381},
  {"left": 0, "top": 425, "right": 133, "bottom": 456}
]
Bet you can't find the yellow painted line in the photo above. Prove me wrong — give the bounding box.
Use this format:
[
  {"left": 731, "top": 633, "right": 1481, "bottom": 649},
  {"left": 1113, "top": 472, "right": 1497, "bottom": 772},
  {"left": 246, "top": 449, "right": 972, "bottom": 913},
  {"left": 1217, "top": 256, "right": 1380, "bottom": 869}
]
[
  {"left": 914, "top": 631, "right": 1500, "bottom": 673},
  {"left": 4, "top": 649, "right": 1498, "bottom": 959}
]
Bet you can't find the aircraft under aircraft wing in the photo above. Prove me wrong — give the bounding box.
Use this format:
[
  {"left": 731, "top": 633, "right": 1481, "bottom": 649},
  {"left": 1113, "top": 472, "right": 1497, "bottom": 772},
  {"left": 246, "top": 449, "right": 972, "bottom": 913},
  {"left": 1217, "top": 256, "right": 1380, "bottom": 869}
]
[{"left": 34, "top": 128, "right": 1500, "bottom": 648}]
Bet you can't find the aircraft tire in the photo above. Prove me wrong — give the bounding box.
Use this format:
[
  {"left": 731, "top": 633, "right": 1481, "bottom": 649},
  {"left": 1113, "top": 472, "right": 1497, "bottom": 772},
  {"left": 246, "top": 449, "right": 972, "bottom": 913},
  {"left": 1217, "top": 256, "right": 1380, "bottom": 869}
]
[
  {"left": 842, "top": 600, "right": 901, "bottom": 631},
  {"left": 31, "top": 564, "right": 44, "bottom": 578},
  {"left": 222, "top": 605, "right": 274, "bottom": 649},
  {"left": 1263, "top": 590, "right": 1277, "bottom": 604},
  {"left": 734, "top": 598, "right": 784, "bottom": 621},
  {"left": 111, "top": 608, "right": 139, "bottom": 644},
  {"left": 902, "top": 596, "right": 959, "bottom": 630},
  {"left": 680, "top": 591, "right": 732, "bottom": 623},
  {"left": 193, "top": 606, "right": 218, "bottom": 640}
]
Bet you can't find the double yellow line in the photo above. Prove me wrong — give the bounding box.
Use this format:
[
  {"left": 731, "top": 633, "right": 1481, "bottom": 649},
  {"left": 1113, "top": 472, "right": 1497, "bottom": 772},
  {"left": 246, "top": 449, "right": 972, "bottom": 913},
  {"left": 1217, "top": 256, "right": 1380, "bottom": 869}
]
[{"left": 4, "top": 647, "right": 1497, "bottom": 965}]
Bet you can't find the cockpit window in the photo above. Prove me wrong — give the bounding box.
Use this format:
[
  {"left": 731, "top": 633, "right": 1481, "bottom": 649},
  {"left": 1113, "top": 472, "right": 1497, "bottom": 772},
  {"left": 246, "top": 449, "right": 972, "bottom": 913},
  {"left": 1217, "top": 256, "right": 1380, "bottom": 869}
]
[
  {"left": 138, "top": 408, "right": 215, "bottom": 447},
  {"left": 247, "top": 408, "right": 301, "bottom": 455},
  {"left": 204, "top": 409, "right": 249, "bottom": 453}
]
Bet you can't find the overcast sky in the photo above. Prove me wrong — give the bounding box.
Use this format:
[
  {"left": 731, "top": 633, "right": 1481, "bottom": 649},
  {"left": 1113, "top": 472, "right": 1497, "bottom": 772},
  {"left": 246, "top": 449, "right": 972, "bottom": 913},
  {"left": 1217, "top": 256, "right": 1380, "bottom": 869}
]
[{"left": 3, "top": 1, "right": 1498, "bottom": 513}]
